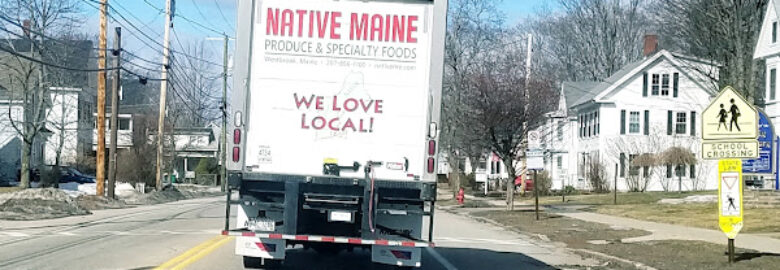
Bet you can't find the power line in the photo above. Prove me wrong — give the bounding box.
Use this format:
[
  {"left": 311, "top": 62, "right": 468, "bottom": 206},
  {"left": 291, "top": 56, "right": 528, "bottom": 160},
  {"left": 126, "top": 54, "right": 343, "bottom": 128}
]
[
  {"left": 0, "top": 43, "right": 121, "bottom": 72},
  {"left": 213, "top": 0, "right": 236, "bottom": 33},
  {"left": 143, "top": 0, "right": 230, "bottom": 37}
]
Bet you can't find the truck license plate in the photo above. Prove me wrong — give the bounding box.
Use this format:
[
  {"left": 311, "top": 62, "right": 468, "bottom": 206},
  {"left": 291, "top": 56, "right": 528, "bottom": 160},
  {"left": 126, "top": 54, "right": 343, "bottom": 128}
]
[
  {"left": 248, "top": 218, "right": 275, "bottom": 232},
  {"left": 329, "top": 211, "right": 353, "bottom": 222}
]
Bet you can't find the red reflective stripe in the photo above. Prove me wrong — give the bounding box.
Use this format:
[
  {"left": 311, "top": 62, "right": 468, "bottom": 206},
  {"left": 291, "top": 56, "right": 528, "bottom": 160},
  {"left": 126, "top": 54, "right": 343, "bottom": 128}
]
[
  {"left": 348, "top": 238, "right": 362, "bottom": 244},
  {"left": 429, "top": 242, "right": 436, "bottom": 247},
  {"left": 295, "top": 235, "right": 308, "bottom": 241},
  {"left": 221, "top": 231, "right": 229, "bottom": 236},
  {"left": 375, "top": 240, "right": 389, "bottom": 246},
  {"left": 255, "top": 243, "right": 267, "bottom": 251},
  {"left": 269, "top": 234, "right": 283, "bottom": 239},
  {"left": 241, "top": 232, "right": 255, "bottom": 237},
  {"left": 401, "top": 242, "right": 416, "bottom": 247},
  {"left": 321, "top": 236, "right": 335, "bottom": 242}
]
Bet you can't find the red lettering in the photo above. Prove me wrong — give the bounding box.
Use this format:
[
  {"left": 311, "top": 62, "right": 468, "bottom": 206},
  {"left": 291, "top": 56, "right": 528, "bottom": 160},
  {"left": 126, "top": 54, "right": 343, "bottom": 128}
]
[
  {"left": 301, "top": 114, "right": 310, "bottom": 129},
  {"left": 294, "top": 94, "right": 316, "bottom": 109},
  {"left": 392, "top": 16, "right": 405, "bottom": 42},
  {"left": 374, "top": 100, "right": 384, "bottom": 113},
  {"left": 328, "top": 118, "right": 340, "bottom": 131},
  {"left": 359, "top": 119, "right": 368, "bottom": 132},
  {"left": 350, "top": 13, "right": 369, "bottom": 40},
  {"left": 315, "top": 96, "right": 324, "bottom": 110},
  {"left": 281, "top": 9, "right": 294, "bottom": 36},
  {"left": 407, "top": 16, "right": 418, "bottom": 43},
  {"left": 266, "top": 8, "right": 280, "bottom": 35},
  {"left": 308, "top": 10, "right": 315, "bottom": 37},
  {"left": 359, "top": 99, "right": 374, "bottom": 113},
  {"left": 312, "top": 116, "right": 326, "bottom": 130},
  {"left": 344, "top": 98, "right": 358, "bottom": 112},
  {"left": 370, "top": 14, "right": 383, "bottom": 41},
  {"left": 342, "top": 118, "right": 356, "bottom": 132},
  {"left": 384, "top": 15, "right": 391, "bottom": 42},
  {"left": 316, "top": 11, "right": 329, "bottom": 38},
  {"left": 295, "top": 10, "right": 307, "bottom": 37},
  {"left": 330, "top": 12, "right": 341, "bottom": 39},
  {"left": 332, "top": 96, "right": 341, "bottom": 111}
]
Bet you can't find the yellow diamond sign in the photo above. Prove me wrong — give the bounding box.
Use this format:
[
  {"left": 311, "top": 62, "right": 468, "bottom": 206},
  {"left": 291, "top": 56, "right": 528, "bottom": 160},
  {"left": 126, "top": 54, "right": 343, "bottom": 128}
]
[{"left": 702, "top": 86, "right": 758, "bottom": 140}]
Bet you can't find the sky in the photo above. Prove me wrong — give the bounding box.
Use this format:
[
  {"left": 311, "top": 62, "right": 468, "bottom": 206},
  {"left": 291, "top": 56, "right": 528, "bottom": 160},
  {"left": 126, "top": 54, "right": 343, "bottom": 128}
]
[{"left": 78, "top": 0, "right": 554, "bottom": 73}]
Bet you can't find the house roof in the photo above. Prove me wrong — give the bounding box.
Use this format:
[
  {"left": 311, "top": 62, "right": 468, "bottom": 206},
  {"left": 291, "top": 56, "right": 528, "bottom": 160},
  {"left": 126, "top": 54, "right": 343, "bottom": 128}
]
[
  {"left": 567, "top": 50, "right": 717, "bottom": 110},
  {"left": 562, "top": 81, "right": 600, "bottom": 108},
  {"left": 774, "top": 0, "right": 780, "bottom": 20}
]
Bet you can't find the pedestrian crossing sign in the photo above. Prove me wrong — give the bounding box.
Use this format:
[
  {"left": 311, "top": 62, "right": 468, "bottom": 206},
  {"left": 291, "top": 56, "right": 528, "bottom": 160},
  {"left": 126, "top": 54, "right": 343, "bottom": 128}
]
[
  {"left": 718, "top": 159, "right": 743, "bottom": 239},
  {"left": 702, "top": 86, "right": 758, "bottom": 140}
]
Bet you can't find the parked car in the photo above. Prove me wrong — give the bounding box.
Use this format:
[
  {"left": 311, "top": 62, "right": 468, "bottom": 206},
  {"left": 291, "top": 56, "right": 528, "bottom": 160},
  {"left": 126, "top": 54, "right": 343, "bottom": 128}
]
[
  {"left": 16, "top": 168, "right": 41, "bottom": 183},
  {"left": 40, "top": 166, "right": 95, "bottom": 184},
  {"left": 58, "top": 167, "right": 95, "bottom": 184}
]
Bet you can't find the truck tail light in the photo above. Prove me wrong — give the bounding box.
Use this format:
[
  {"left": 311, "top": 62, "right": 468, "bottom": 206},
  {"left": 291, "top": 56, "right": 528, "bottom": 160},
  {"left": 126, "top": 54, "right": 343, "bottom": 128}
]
[
  {"left": 427, "top": 157, "right": 435, "bottom": 173},
  {"left": 428, "top": 140, "right": 436, "bottom": 156},
  {"left": 233, "top": 129, "right": 241, "bottom": 144},
  {"left": 232, "top": 147, "right": 240, "bottom": 162}
]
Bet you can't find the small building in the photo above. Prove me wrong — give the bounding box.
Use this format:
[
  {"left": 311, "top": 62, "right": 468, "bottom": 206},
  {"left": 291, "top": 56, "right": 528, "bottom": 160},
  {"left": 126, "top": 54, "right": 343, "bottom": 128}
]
[
  {"left": 536, "top": 36, "right": 721, "bottom": 192},
  {"left": 754, "top": 0, "right": 780, "bottom": 132},
  {"left": 170, "top": 125, "right": 220, "bottom": 180}
]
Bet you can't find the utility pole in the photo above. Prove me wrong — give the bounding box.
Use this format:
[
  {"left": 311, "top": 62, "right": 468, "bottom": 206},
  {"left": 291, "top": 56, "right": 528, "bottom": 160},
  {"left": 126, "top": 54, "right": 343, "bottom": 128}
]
[
  {"left": 96, "top": 0, "right": 108, "bottom": 197},
  {"left": 220, "top": 34, "right": 228, "bottom": 192},
  {"left": 155, "top": 0, "right": 174, "bottom": 191},
  {"left": 108, "top": 27, "right": 121, "bottom": 199},
  {"left": 510, "top": 34, "right": 532, "bottom": 211}
]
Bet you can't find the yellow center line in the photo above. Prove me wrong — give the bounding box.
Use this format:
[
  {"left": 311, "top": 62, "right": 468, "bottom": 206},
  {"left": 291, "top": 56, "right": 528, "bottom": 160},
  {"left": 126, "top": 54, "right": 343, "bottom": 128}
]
[
  {"left": 170, "top": 236, "right": 235, "bottom": 270},
  {"left": 154, "top": 235, "right": 230, "bottom": 270}
]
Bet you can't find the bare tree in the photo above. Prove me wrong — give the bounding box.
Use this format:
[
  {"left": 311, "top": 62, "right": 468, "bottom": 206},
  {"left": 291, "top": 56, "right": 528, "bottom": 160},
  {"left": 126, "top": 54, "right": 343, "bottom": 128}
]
[
  {"left": 661, "top": 146, "right": 697, "bottom": 193},
  {"left": 0, "top": 0, "right": 83, "bottom": 188},
  {"left": 652, "top": 0, "right": 769, "bottom": 103},
  {"left": 441, "top": 0, "right": 505, "bottom": 192},
  {"left": 530, "top": 0, "right": 649, "bottom": 82}
]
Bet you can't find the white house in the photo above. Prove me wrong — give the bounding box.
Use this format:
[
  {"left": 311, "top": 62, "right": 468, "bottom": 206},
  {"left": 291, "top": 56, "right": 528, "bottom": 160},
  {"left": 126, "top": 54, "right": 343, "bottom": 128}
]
[
  {"left": 754, "top": 0, "right": 780, "bottom": 131},
  {"left": 537, "top": 37, "right": 721, "bottom": 192},
  {"left": 44, "top": 87, "right": 95, "bottom": 166},
  {"left": 92, "top": 113, "right": 134, "bottom": 150}
]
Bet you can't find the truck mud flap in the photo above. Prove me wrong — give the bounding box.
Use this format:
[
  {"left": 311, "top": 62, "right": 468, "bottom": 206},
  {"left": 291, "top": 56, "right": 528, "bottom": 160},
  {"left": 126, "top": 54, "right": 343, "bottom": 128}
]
[
  {"left": 236, "top": 236, "right": 286, "bottom": 259},
  {"left": 372, "top": 245, "right": 422, "bottom": 268}
]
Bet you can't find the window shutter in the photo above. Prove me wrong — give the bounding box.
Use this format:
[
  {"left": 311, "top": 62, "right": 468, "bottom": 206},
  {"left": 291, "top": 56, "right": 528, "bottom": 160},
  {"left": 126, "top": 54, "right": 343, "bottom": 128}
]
[
  {"left": 667, "top": 111, "right": 673, "bottom": 135},
  {"left": 690, "top": 111, "right": 696, "bottom": 136},
  {"left": 673, "top": 73, "right": 679, "bottom": 98},
  {"left": 620, "top": 110, "right": 626, "bottom": 135},
  {"left": 642, "top": 72, "right": 648, "bottom": 97},
  {"left": 690, "top": 164, "right": 696, "bottom": 178},
  {"left": 644, "top": 110, "right": 649, "bottom": 135},
  {"left": 666, "top": 164, "right": 672, "bottom": 178},
  {"left": 620, "top": 153, "right": 626, "bottom": 177}
]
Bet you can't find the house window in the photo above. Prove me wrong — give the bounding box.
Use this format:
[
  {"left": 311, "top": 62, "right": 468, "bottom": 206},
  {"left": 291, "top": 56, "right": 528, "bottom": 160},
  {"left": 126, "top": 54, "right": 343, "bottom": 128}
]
[
  {"left": 661, "top": 74, "right": 670, "bottom": 96},
  {"left": 628, "top": 154, "right": 639, "bottom": 176},
  {"left": 557, "top": 121, "right": 564, "bottom": 141},
  {"left": 651, "top": 74, "right": 660, "bottom": 95},
  {"left": 119, "top": 119, "right": 130, "bottom": 131},
  {"left": 771, "top": 69, "right": 776, "bottom": 101},
  {"left": 676, "top": 112, "right": 687, "bottom": 134},
  {"left": 629, "top": 111, "right": 640, "bottom": 134},
  {"left": 675, "top": 164, "right": 686, "bottom": 177},
  {"left": 595, "top": 111, "right": 600, "bottom": 135},
  {"left": 773, "top": 22, "right": 778, "bottom": 43},
  {"left": 556, "top": 156, "right": 563, "bottom": 170}
]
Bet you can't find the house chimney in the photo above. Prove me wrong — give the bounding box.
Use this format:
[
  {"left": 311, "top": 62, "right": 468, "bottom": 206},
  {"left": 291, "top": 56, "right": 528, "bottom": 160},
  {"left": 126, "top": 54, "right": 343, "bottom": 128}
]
[
  {"left": 643, "top": 34, "right": 658, "bottom": 57},
  {"left": 22, "top": 20, "right": 30, "bottom": 37}
]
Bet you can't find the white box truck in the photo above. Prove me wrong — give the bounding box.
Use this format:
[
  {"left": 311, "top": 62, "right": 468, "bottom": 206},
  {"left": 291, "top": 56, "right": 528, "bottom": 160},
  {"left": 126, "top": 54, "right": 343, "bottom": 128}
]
[{"left": 222, "top": 0, "right": 448, "bottom": 268}]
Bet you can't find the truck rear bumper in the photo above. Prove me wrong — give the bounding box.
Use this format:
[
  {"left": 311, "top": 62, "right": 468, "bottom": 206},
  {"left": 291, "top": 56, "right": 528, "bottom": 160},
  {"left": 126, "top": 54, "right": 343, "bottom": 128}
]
[{"left": 223, "top": 230, "right": 435, "bottom": 248}]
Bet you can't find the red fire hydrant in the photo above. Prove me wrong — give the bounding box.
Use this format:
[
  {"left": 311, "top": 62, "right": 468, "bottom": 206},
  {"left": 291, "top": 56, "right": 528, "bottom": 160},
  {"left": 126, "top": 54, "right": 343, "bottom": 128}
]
[{"left": 456, "top": 187, "right": 465, "bottom": 205}]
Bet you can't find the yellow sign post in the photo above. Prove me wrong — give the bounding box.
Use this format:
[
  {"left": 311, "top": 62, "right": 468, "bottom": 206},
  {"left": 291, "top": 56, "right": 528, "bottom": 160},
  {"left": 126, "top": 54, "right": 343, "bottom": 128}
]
[{"left": 718, "top": 159, "right": 743, "bottom": 263}]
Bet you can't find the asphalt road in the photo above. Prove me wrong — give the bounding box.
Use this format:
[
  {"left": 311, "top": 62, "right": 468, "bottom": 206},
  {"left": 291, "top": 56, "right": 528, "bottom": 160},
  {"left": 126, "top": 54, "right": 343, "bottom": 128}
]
[{"left": 0, "top": 197, "right": 587, "bottom": 270}]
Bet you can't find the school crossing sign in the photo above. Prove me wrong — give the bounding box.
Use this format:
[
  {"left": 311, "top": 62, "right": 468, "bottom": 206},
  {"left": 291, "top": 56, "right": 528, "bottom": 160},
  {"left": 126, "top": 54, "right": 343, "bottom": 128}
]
[{"left": 701, "top": 86, "right": 759, "bottom": 160}]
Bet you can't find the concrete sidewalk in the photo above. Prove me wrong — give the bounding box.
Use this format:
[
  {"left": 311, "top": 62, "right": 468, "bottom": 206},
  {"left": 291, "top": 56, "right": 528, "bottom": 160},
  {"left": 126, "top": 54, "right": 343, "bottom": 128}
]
[{"left": 557, "top": 211, "right": 780, "bottom": 254}]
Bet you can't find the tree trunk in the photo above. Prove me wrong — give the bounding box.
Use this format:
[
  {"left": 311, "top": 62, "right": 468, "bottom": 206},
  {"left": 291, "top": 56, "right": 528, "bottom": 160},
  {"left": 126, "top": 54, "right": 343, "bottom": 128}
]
[
  {"left": 20, "top": 140, "right": 31, "bottom": 188},
  {"left": 504, "top": 157, "right": 516, "bottom": 211}
]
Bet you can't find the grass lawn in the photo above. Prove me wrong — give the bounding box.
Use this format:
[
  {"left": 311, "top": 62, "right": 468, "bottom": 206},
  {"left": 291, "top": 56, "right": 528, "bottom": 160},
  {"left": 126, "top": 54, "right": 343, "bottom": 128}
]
[
  {"left": 471, "top": 209, "right": 780, "bottom": 270},
  {"left": 517, "top": 190, "right": 716, "bottom": 205},
  {"left": 0, "top": 187, "right": 21, "bottom": 194},
  {"left": 593, "top": 203, "right": 780, "bottom": 234}
]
